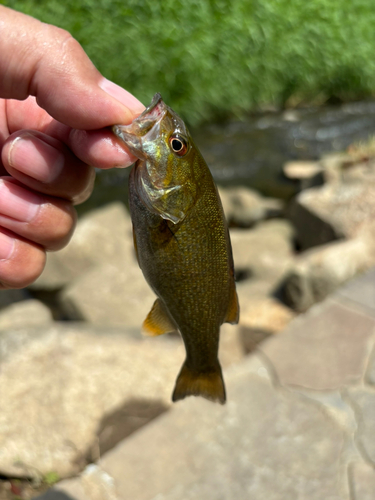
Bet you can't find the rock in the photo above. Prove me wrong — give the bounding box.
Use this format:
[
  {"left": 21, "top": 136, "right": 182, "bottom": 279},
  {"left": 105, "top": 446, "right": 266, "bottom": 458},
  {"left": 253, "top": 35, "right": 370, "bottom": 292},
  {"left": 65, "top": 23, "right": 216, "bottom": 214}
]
[
  {"left": 230, "top": 219, "right": 294, "bottom": 284},
  {"left": 335, "top": 266, "right": 375, "bottom": 317},
  {"left": 288, "top": 181, "right": 375, "bottom": 250},
  {"left": 346, "top": 388, "right": 375, "bottom": 466},
  {"left": 0, "top": 321, "right": 241, "bottom": 480},
  {"left": 49, "top": 355, "right": 350, "bottom": 500},
  {"left": 261, "top": 300, "right": 375, "bottom": 391},
  {"left": 281, "top": 237, "right": 375, "bottom": 311},
  {"left": 319, "top": 152, "right": 354, "bottom": 183},
  {"left": 30, "top": 202, "right": 133, "bottom": 290},
  {"left": 60, "top": 261, "right": 156, "bottom": 329},
  {"left": 349, "top": 462, "right": 375, "bottom": 500},
  {"left": 283, "top": 161, "right": 324, "bottom": 190},
  {"left": 0, "top": 323, "right": 184, "bottom": 479},
  {"left": 240, "top": 296, "right": 296, "bottom": 334},
  {"left": 365, "top": 345, "right": 375, "bottom": 385},
  {"left": 218, "top": 186, "right": 283, "bottom": 227},
  {"left": 0, "top": 300, "right": 53, "bottom": 330}
]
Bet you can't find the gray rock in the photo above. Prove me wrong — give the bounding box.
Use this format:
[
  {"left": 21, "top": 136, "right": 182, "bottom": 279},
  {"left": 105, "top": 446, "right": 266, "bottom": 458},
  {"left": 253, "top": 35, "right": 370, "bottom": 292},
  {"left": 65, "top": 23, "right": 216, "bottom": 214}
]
[
  {"left": 0, "top": 299, "right": 52, "bottom": 330},
  {"left": 0, "top": 288, "right": 29, "bottom": 310},
  {"left": 60, "top": 260, "right": 156, "bottom": 328},
  {"left": 30, "top": 202, "right": 133, "bottom": 290},
  {"left": 0, "top": 321, "right": 240, "bottom": 480},
  {"left": 349, "top": 462, "right": 375, "bottom": 500},
  {"left": 281, "top": 237, "right": 375, "bottom": 312},
  {"left": 51, "top": 355, "right": 349, "bottom": 500},
  {"left": 230, "top": 219, "right": 294, "bottom": 284},
  {"left": 346, "top": 387, "right": 375, "bottom": 466},
  {"left": 218, "top": 186, "right": 283, "bottom": 227},
  {"left": 261, "top": 300, "right": 375, "bottom": 390},
  {"left": 288, "top": 181, "right": 375, "bottom": 250}
]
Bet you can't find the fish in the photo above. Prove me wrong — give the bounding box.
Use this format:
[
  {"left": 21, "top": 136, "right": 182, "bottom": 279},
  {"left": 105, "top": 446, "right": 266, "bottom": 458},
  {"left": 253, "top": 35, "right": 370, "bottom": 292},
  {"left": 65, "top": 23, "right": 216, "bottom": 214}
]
[{"left": 113, "top": 93, "right": 239, "bottom": 404}]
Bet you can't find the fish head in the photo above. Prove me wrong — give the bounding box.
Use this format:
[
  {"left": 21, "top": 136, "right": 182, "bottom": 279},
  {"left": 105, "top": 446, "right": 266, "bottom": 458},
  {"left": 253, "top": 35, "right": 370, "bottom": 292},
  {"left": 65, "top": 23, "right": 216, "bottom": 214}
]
[{"left": 113, "top": 93, "right": 197, "bottom": 224}]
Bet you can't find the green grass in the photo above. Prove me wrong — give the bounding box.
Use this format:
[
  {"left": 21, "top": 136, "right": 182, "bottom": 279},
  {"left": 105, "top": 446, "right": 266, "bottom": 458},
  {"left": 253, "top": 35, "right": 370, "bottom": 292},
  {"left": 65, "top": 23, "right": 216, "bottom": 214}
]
[{"left": 2, "top": 0, "right": 375, "bottom": 126}]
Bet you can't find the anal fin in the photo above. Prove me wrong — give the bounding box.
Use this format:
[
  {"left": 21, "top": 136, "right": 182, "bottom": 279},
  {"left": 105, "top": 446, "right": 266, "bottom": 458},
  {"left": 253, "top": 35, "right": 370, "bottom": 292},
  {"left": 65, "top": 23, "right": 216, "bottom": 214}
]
[
  {"left": 142, "top": 298, "right": 177, "bottom": 336},
  {"left": 225, "top": 285, "right": 240, "bottom": 325}
]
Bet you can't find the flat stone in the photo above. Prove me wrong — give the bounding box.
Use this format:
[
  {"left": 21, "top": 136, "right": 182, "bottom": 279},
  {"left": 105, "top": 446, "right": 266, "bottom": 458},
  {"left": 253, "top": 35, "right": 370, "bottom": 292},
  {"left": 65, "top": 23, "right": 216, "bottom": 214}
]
[
  {"left": 30, "top": 202, "right": 133, "bottom": 290},
  {"left": 281, "top": 238, "right": 375, "bottom": 312},
  {"left": 365, "top": 345, "right": 375, "bottom": 385},
  {"left": 0, "top": 299, "right": 53, "bottom": 330},
  {"left": 60, "top": 260, "right": 156, "bottom": 329},
  {"left": 261, "top": 300, "right": 375, "bottom": 390},
  {"left": 283, "top": 161, "right": 323, "bottom": 179},
  {"left": 0, "top": 321, "right": 239, "bottom": 481},
  {"left": 349, "top": 462, "right": 375, "bottom": 500},
  {"left": 335, "top": 267, "right": 375, "bottom": 316},
  {"left": 346, "top": 387, "right": 375, "bottom": 466},
  {"left": 49, "top": 355, "right": 349, "bottom": 500},
  {"left": 283, "top": 161, "right": 324, "bottom": 190},
  {"left": 0, "top": 324, "right": 184, "bottom": 478}
]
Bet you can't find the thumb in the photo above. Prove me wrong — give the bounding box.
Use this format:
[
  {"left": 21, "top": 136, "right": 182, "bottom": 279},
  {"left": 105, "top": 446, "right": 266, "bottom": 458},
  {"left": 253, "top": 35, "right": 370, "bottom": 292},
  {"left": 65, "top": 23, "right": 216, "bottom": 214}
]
[{"left": 0, "top": 6, "right": 144, "bottom": 129}]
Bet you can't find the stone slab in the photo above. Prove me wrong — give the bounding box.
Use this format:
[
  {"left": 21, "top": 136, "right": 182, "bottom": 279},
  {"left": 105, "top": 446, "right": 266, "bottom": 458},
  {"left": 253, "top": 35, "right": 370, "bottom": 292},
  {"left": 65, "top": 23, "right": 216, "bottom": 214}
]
[
  {"left": 335, "top": 267, "right": 375, "bottom": 316},
  {"left": 261, "top": 300, "right": 375, "bottom": 390},
  {"left": 346, "top": 387, "right": 375, "bottom": 466},
  {"left": 46, "top": 355, "right": 350, "bottom": 500},
  {"left": 349, "top": 462, "right": 375, "bottom": 500}
]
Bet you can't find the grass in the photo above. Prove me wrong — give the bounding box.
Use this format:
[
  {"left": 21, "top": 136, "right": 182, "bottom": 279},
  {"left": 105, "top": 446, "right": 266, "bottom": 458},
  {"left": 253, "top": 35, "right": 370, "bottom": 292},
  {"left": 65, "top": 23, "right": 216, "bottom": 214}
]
[{"left": 2, "top": 0, "right": 375, "bottom": 126}]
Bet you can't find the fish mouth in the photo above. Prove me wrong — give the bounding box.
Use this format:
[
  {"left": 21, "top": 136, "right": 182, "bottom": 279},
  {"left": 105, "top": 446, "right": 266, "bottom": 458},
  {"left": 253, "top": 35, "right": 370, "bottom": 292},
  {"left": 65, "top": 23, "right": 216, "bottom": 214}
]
[{"left": 113, "top": 93, "right": 167, "bottom": 160}]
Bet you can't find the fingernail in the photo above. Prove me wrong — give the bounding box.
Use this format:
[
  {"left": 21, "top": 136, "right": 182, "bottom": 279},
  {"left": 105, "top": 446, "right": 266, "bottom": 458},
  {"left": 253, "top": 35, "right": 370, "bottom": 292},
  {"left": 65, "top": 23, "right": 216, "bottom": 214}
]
[
  {"left": 99, "top": 78, "right": 145, "bottom": 115},
  {"left": 0, "top": 232, "right": 15, "bottom": 260},
  {"left": 0, "top": 180, "right": 41, "bottom": 222},
  {"left": 8, "top": 134, "right": 64, "bottom": 183}
]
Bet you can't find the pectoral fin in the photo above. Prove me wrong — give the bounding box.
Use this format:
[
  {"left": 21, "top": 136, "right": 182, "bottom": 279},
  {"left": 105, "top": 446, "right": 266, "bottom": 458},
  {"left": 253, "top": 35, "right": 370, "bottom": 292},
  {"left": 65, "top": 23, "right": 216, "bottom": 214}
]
[
  {"left": 142, "top": 298, "right": 177, "bottom": 336},
  {"left": 225, "top": 285, "right": 240, "bottom": 324}
]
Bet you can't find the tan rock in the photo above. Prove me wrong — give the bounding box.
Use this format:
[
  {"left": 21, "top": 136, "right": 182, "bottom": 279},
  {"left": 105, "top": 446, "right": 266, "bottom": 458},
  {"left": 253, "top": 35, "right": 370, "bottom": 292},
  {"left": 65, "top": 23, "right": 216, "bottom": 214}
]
[
  {"left": 230, "top": 219, "right": 294, "bottom": 283},
  {"left": 0, "top": 321, "right": 242, "bottom": 481},
  {"left": 218, "top": 186, "right": 283, "bottom": 227},
  {"left": 282, "top": 237, "right": 375, "bottom": 311},
  {"left": 288, "top": 180, "right": 375, "bottom": 250},
  {"left": 30, "top": 202, "right": 133, "bottom": 290},
  {"left": 51, "top": 355, "right": 349, "bottom": 500},
  {"left": 0, "top": 323, "right": 184, "bottom": 479},
  {"left": 240, "top": 296, "right": 296, "bottom": 333},
  {"left": 0, "top": 300, "right": 53, "bottom": 330},
  {"left": 60, "top": 260, "right": 156, "bottom": 329}
]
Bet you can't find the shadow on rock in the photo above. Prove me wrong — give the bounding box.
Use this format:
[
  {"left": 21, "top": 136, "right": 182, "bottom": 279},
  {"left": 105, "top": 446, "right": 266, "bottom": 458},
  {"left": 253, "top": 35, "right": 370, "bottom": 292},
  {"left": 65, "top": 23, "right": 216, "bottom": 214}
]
[{"left": 84, "top": 398, "right": 169, "bottom": 464}]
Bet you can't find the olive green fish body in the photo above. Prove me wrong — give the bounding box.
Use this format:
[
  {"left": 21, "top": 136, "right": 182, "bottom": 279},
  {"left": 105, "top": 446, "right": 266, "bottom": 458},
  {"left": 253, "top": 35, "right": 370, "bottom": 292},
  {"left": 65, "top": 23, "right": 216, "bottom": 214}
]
[{"left": 114, "top": 94, "right": 239, "bottom": 404}]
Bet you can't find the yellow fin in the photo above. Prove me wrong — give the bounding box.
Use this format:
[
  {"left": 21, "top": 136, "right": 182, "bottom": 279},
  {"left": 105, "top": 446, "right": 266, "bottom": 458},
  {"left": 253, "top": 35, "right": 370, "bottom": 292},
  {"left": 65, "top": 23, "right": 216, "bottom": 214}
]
[
  {"left": 172, "top": 361, "right": 226, "bottom": 404},
  {"left": 142, "top": 298, "right": 177, "bottom": 336},
  {"left": 225, "top": 285, "right": 240, "bottom": 325}
]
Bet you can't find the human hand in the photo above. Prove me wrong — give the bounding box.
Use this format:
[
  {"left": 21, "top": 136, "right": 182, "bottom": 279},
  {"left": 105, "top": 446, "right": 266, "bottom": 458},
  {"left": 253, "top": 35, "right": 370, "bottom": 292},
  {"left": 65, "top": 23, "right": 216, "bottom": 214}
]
[{"left": 0, "top": 6, "right": 145, "bottom": 289}]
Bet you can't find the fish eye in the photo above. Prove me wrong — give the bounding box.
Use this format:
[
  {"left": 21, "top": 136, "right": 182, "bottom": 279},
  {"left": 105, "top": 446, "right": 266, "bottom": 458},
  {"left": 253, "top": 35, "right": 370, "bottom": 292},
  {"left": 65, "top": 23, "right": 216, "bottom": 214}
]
[{"left": 169, "top": 134, "right": 188, "bottom": 156}]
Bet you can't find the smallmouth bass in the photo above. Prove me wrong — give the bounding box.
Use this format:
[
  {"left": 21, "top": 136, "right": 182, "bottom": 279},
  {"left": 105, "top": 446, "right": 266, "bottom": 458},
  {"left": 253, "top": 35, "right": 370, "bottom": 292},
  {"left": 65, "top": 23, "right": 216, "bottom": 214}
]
[{"left": 113, "top": 94, "right": 239, "bottom": 404}]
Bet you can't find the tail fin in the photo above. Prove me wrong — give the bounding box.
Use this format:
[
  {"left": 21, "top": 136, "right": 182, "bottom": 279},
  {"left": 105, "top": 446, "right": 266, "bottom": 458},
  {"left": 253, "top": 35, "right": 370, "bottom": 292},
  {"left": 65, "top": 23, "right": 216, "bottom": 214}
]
[{"left": 172, "top": 361, "right": 226, "bottom": 404}]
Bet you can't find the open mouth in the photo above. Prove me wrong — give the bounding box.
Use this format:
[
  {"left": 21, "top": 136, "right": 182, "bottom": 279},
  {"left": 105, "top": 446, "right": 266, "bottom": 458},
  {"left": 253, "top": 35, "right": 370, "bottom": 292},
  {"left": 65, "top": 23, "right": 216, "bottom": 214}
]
[{"left": 113, "top": 93, "right": 167, "bottom": 160}]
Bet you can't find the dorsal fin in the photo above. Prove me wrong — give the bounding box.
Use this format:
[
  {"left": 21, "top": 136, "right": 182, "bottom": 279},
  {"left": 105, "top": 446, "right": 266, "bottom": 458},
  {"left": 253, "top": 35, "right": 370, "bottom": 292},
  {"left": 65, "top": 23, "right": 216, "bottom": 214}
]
[{"left": 142, "top": 298, "right": 178, "bottom": 336}]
